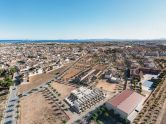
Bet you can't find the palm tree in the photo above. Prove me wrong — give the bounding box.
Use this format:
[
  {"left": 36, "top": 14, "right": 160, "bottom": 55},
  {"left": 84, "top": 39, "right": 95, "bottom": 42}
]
[
  {"left": 109, "top": 109, "right": 114, "bottom": 117},
  {"left": 122, "top": 118, "right": 129, "bottom": 124},
  {"left": 97, "top": 120, "right": 104, "bottom": 124},
  {"left": 104, "top": 111, "right": 109, "bottom": 118},
  {"left": 115, "top": 114, "right": 121, "bottom": 121}
]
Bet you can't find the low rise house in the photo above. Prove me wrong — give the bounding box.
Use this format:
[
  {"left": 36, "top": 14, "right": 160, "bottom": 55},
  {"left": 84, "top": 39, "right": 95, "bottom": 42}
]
[
  {"left": 104, "top": 70, "right": 120, "bottom": 83},
  {"left": 145, "top": 51, "right": 159, "bottom": 57},
  {"left": 29, "top": 68, "right": 43, "bottom": 76},
  {"left": 141, "top": 74, "right": 158, "bottom": 92}
]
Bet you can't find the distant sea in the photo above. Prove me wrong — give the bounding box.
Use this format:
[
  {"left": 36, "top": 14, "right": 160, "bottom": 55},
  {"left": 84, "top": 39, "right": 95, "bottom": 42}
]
[
  {"left": 0, "top": 40, "right": 88, "bottom": 44},
  {"left": 0, "top": 39, "right": 118, "bottom": 44},
  {"left": 1, "top": 39, "right": 165, "bottom": 44}
]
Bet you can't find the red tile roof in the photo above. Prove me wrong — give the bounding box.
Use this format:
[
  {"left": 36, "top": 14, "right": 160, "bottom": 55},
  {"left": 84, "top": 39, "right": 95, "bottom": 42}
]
[
  {"left": 118, "top": 92, "right": 144, "bottom": 114},
  {"left": 108, "top": 90, "right": 133, "bottom": 107},
  {"left": 107, "top": 90, "right": 145, "bottom": 115}
]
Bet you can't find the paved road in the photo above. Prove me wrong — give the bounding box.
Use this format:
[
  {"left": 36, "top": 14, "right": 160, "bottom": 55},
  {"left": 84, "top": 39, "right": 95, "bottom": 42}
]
[
  {"left": 2, "top": 72, "right": 20, "bottom": 124},
  {"left": 2, "top": 86, "right": 19, "bottom": 124}
]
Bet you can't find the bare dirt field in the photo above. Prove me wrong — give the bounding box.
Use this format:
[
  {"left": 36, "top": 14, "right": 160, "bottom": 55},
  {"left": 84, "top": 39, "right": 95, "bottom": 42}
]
[
  {"left": 74, "top": 63, "right": 90, "bottom": 69},
  {"left": 0, "top": 95, "right": 7, "bottom": 121},
  {"left": 18, "top": 92, "right": 65, "bottom": 124},
  {"left": 157, "top": 79, "right": 166, "bottom": 124},
  {"left": 51, "top": 82, "right": 75, "bottom": 99},
  {"left": 62, "top": 68, "right": 80, "bottom": 81},
  {"left": 93, "top": 64, "right": 107, "bottom": 71},
  {"left": 18, "top": 72, "right": 55, "bottom": 94},
  {"left": 160, "top": 100, "right": 166, "bottom": 124},
  {"left": 95, "top": 79, "right": 116, "bottom": 92}
]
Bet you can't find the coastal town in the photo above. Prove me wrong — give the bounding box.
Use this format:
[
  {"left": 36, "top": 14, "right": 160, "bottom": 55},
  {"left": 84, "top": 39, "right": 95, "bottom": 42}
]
[{"left": 0, "top": 40, "right": 166, "bottom": 124}]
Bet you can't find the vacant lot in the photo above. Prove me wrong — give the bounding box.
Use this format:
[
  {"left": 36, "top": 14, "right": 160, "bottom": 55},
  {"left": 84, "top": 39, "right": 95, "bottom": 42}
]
[
  {"left": 74, "top": 63, "right": 90, "bottom": 69},
  {"left": 95, "top": 80, "right": 116, "bottom": 92},
  {"left": 160, "top": 101, "right": 166, "bottom": 124},
  {"left": 157, "top": 79, "right": 166, "bottom": 124},
  {"left": 18, "top": 72, "right": 55, "bottom": 94},
  {"left": 93, "top": 64, "right": 107, "bottom": 71},
  {"left": 161, "top": 113, "right": 166, "bottom": 124},
  {"left": 18, "top": 92, "right": 65, "bottom": 124},
  {"left": 51, "top": 82, "right": 75, "bottom": 99},
  {"left": 0, "top": 94, "right": 7, "bottom": 121},
  {"left": 62, "top": 68, "right": 80, "bottom": 81}
]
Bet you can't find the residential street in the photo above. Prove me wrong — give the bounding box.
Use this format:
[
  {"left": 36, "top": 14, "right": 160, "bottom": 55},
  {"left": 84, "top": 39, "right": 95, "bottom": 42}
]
[{"left": 2, "top": 86, "right": 19, "bottom": 124}]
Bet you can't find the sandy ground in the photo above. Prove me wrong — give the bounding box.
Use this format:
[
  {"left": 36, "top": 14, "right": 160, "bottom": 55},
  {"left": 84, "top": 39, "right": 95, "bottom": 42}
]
[
  {"left": 51, "top": 82, "right": 75, "bottom": 99},
  {"left": 0, "top": 95, "right": 7, "bottom": 121},
  {"left": 159, "top": 99, "right": 166, "bottom": 124},
  {"left": 62, "top": 68, "right": 80, "bottom": 81},
  {"left": 141, "top": 90, "right": 151, "bottom": 98},
  {"left": 157, "top": 79, "right": 166, "bottom": 124},
  {"left": 18, "top": 92, "right": 64, "bottom": 124},
  {"left": 18, "top": 71, "right": 55, "bottom": 94},
  {"left": 95, "top": 80, "right": 116, "bottom": 92},
  {"left": 93, "top": 64, "right": 107, "bottom": 71},
  {"left": 74, "top": 63, "right": 90, "bottom": 69}
]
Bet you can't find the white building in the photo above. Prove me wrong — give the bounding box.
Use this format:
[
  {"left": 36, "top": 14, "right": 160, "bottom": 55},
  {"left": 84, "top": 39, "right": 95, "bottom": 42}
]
[
  {"left": 141, "top": 74, "right": 158, "bottom": 92},
  {"left": 29, "top": 68, "right": 43, "bottom": 77},
  {"left": 104, "top": 70, "right": 120, "bottom": 83},
  {"left": 65, "top": 87, "right": 106, "bottom": 113}
]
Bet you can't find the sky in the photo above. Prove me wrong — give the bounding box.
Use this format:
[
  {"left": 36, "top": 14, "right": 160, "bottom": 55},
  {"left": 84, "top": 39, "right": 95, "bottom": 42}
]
[{"left": 0, "top": 0, "right": 166, "bottom": 40}]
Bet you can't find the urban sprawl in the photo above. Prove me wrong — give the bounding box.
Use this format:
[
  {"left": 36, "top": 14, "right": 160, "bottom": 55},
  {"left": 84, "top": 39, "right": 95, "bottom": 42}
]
[{"left": 0, "top": 41, "right": 166, "bottom": 124}]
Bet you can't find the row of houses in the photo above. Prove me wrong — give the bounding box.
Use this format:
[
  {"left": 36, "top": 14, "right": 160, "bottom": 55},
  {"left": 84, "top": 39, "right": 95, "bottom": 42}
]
[
  {"left": 130, "top": 67, "right": 160, "bottom": 80},
  {"left": 65, "top": 87, "right": 106, "bottom": 113}
]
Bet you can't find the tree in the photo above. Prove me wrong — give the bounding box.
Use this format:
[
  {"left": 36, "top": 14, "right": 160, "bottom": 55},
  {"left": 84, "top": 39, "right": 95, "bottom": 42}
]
[
  {"left": 62, "top": 119, "right": 67, "bottom": 124},
  {"left": 97, "top": 120, "right": 104, "bottom": 124},
  {"left": 100, "top": 106, "right": 106, "bottom": 113},
  {"left": 92, "top": 115, "right": 97, "bottom": 121},
  {"left": 139, "top": 83, "right": 142, "bottom": 93},
  {"left": 0, "top": 69, "right": 3, "bottom": 76},
  {"left": 133, "top": 80, "right": 136, "bottom": 90},
  {"left": 1, "top": 77, "right": 13, "bottom": 87},
  {"left": 109, "top": 109, "right": 114, "bottom": 117},
  {"left": 9, "top": 67, "right": 16, "bottom": 75},
  {"left": 122, "top": 118, "right": 129, "bottom": 124},
  {"left": 91, "top": 112, "right": 98, "bottom": 121},
  {"left": 97, "top": 108, "right": 102, "bottom": 115},
  {"left": 104, "top": 111, "right": 109, "bottom": 117},
  {"left": 115, "top": 114, "right": 121, "bottom": 121}
]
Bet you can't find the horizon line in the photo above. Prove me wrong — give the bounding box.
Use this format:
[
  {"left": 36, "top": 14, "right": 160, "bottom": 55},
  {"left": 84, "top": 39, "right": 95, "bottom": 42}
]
[{"left": 0, "top": 38, "right": 166, "bottom": 41}]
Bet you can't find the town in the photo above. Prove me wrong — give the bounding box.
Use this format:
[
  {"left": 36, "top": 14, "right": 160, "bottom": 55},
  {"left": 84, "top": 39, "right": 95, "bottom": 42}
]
[{"left": 0, "top": 40, "right": 166, "bottom": 124}]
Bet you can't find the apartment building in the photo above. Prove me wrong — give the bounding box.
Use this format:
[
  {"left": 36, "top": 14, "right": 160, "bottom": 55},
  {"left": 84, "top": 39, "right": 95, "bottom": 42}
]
[{"left": 65, "top": 87, "right": 106, "bottom": 113}]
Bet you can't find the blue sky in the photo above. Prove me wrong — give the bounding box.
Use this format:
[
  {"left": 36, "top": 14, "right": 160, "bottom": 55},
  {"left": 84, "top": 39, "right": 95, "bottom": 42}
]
[{"left": 0, "top": 0, "right": 166, "bottom": 40}]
